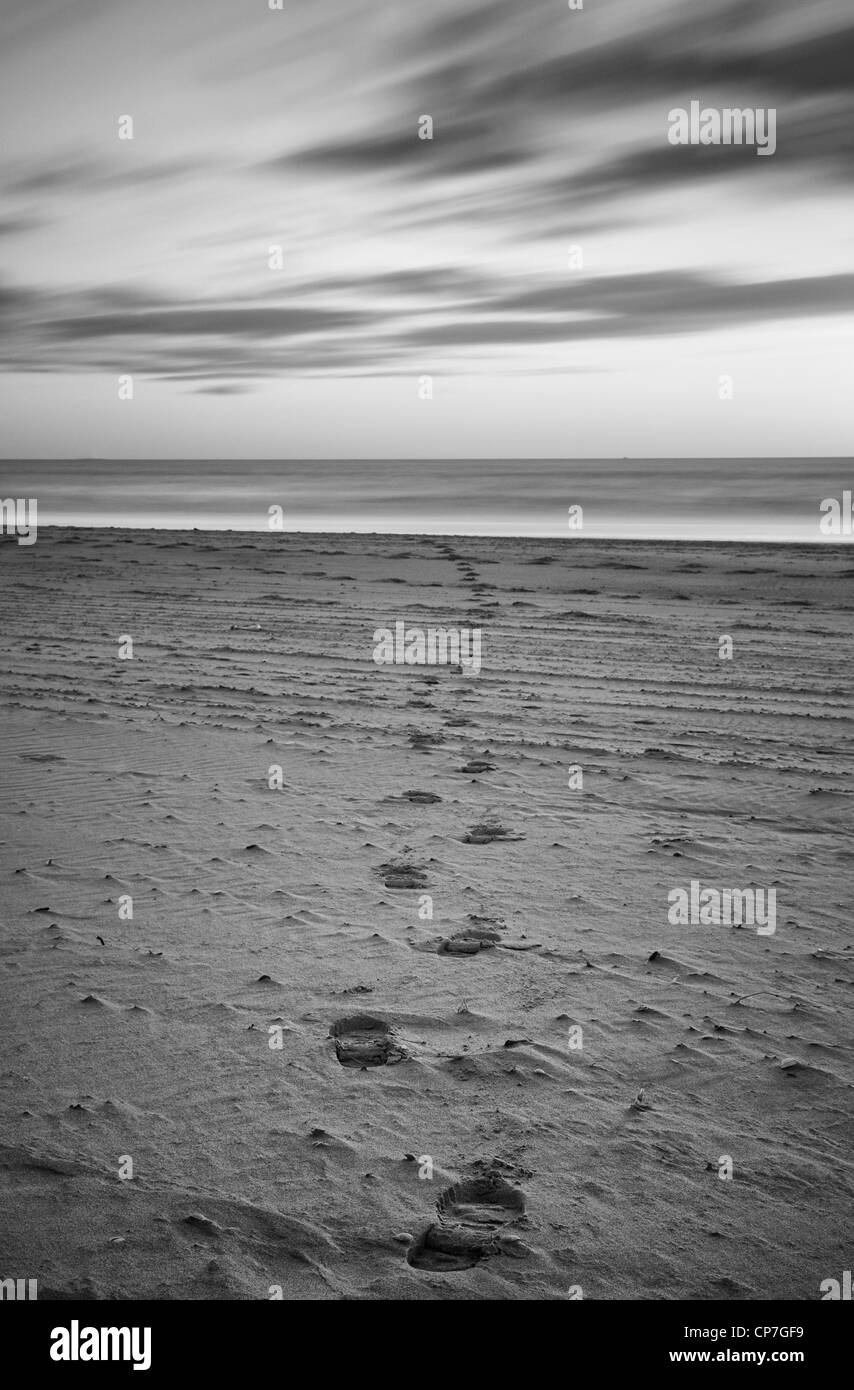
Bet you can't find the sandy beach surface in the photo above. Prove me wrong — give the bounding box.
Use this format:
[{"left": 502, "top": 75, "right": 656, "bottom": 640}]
[{"left": 0, "top": 528, "right": 851, "bottom": 1300}]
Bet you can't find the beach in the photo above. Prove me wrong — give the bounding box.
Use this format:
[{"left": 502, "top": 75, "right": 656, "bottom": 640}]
[{"left": 0, "top": 528, "right": 851, "bottom": 1300}]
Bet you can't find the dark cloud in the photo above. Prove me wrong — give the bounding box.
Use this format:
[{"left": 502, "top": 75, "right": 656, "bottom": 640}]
[
  {"left": 0, "top": 212, "right": 46, "bottom": 236},
  {"left": 405, "top": 270, "right": 854, "bottom": 349},
  {"left": 551, "top": 101, "right": 854, "bottom": 205},
  {"left": 0, "top": 0, "right": 113, "bottom": 48},
  {"left": 4, "top": 265, "right": 853, "bottom": 382},
  {"left": 0, "top": 281, "right": 43, "bottom": 324},
  {"left": 0, "top": 280, "right": 379, "bottom": 377},
  {"left": 270, "top": 3, "right": 854, "bottom": 209},
  {"left": 47, "top": 304, "right": 368, "bottom": 340},
  {"left": 190, "top": 382, "right": 253, "bottom": 395},
  {"left": 481, "top": 14, "right": 854, "bottom": 112},
  {"left": 291, "top": 266, "right": 498, "bottom": 303},
  {"left": 274, "top": 116, "right": 528, "bottom": 179},
  {"left": 270, "top": 133, "right": 415, "bottom": 174},
  {"left": 1, "top": 156, "right": 100, "bottom": 195},
  {"left": 0, "top": 154, "right": 205, "bottom": 199}
]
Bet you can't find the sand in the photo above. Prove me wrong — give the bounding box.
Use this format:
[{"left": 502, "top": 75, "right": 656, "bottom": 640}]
[{"left": 0, "top": 528, "right": 851, "bottom": 1300}]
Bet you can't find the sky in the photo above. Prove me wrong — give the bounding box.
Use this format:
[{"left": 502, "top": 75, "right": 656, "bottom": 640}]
[{"left": 0, "top": 0, "right": 852, "bottom": 460}]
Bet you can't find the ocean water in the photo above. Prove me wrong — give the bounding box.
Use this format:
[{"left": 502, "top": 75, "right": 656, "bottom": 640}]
[{"left": 0, "top": 458, "right": 850, "bottom": 541}]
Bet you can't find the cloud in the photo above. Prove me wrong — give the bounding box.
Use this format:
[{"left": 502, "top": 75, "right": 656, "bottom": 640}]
[
  {"left": 273, "top": 118, "right": 529, "bottom": 180},
  {"left": 551, "top": 99, "right": 854, "bottom": 205},
  {"left": 476, "top": 10, "right": 854, "bottom": 112},
  {"left": 0, "top": 212, "right": 47, "bottom": 236},
  {"left": 3, "top": 266, "right": 853, "bottom": 382},
  {"left": 488, "top": 269, "right": 854, "bottom": 335},
  {"left": 264, "top": 0, "right": 854, "bottom": 234},
  {"left": 1, "top": 0, "right": 852, "bottom": 436},
  {"left": 0, "top": 154, "right": 206, "bottom": 200},
  {"left": 47, "top": 304, "right": 369, "bottom": 340},
  {"left": 190, "top": 382, "right": 253, "bottom": 395}
]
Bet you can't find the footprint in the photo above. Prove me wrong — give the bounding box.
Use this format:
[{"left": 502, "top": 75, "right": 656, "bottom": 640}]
[
  {"left": 378, "top": 859, "right": 428, "bottom": 890},
  {"left": 463, "top": 822, "right": 523, "bottom": 845},
  {"left": 439, "top": 927, "right": 501, "bottom": 956},
  {"left": 407, "top": 1170, "right": 527, "bottom": 1271},
  {"left": 385, "top": 870, "right": 427, "bottom": 889},
  {"left": 408, "top": 730, "right": 444, "bottom": 751},
  {"left": 330, "top": 1014, "right": 406, "bottom": 1069}
]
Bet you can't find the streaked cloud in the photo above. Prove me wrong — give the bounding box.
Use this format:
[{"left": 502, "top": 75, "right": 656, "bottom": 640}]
[{"left": 0, "top": 0, "right": 851, "bottom": 455}]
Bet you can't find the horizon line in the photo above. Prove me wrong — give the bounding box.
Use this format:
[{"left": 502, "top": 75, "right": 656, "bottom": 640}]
[
  {"left": 18, "top": 523, "right": 851, "bottom": 547},
  {"left": 2, "top": 455, "right": 852, "bottom": 464}
]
